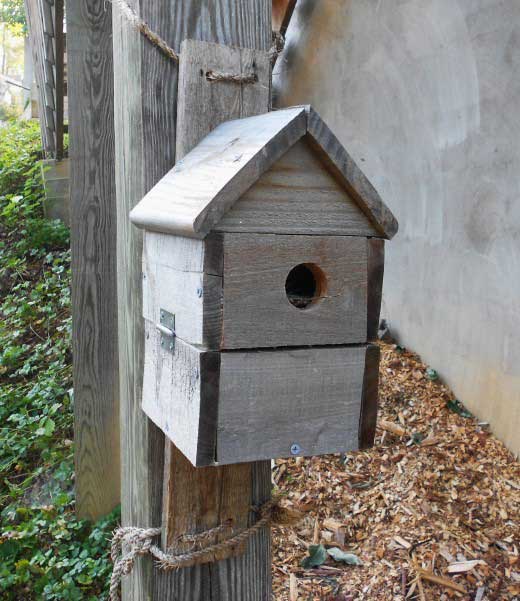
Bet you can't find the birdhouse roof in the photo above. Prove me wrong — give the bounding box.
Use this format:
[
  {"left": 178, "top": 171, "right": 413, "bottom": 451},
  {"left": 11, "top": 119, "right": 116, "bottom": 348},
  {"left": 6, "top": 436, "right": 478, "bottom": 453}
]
[{"left": 130, "top": 106, "right": 398, "bottom": 239}]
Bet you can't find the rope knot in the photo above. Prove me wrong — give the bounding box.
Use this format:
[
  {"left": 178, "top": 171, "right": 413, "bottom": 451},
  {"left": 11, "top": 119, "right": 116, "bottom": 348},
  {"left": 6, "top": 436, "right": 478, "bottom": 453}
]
[{"left": 109, "top": 498, "right": 303, "bottom": 600}]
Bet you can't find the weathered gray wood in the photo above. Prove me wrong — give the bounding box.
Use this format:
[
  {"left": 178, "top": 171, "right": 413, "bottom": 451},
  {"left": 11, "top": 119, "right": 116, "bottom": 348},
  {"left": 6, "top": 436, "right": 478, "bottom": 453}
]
[
  {"left": 143, "top": 231, "right": 223, "bottom": 275},
  {"left": 54, "top": 0, "right": 65, "bottom": 160},
  {"left": 216, "top": 138, "right": 379, "bottom": 236},
  {"left": 176, "top": 40, "right": 271, "bottom": 160},
  {"left": 142, "top": 232, "right": 223, "bottom": 348},
  {"left": 25, "top": 0, "right": 57, "bottom": 156},
  {"left": 217, "top": 345, "right": 366, "bottom": 463},
  {"left": 67, "top": 0, "right": 120, "bottom": 519},
  {"left": 367, "top": 238, "right": 385, "bottom": 340},
  {"left": 112, "top": 3, "right": 272, "bottom": 599},
  {"left": 130, "top": 106, "right": 397, "bottom": 240},
  {"left": 359, "top": 344, "right": 380, "bottom": 449},
  {"left": 160, "top": 39, "right": 273, "bottom": 581},
  {"left": 221, "top": 233, "right": 368, "bottom": 349},
  {"left": 142, "top": 323, "right": 219, "bottom": 466},
  {"left": 130, "top": 107, "right": 307, "bottom": 238},
  {"left": 306, "top": 106, "right": 399, "bottom": 239}
]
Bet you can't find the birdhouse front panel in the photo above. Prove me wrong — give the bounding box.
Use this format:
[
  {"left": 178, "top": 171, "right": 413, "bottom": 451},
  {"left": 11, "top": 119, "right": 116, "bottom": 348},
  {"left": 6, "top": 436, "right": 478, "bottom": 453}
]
[
  {"left": 131, "top": 106, "right": 398, "bottom": 467},
  {"left": 219, "top": 233, "right": 367, "bottom": 349}
]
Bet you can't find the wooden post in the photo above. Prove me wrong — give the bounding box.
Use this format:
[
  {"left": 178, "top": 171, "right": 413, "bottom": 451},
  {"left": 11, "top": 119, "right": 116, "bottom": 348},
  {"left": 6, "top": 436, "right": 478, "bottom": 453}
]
[
  {"left": 54, "top": 0, "right": 64, "bottom": 161},
  {"left": 67, "top": 0, "right": 120, "bottom": 519},
  {"left": 24, "top": 0, "right": 56, "bottom": 157},
  {"left": 111, "top": 2, "right": 272, "bottom": 599}
]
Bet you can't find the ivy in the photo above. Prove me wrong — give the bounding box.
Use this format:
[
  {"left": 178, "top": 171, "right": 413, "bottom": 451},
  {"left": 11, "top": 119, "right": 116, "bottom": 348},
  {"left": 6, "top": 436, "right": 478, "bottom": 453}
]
[{"left": 0, "top": 119, "right": 118, "bottom": 599}]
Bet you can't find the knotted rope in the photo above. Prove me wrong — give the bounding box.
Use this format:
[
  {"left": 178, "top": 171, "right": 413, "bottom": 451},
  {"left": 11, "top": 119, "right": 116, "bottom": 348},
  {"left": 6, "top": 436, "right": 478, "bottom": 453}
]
[
  {"left": 108, "top": 0, "right": 285, "bottom": 84},
  {"left": 109, "top": 499, "right": 302, "bottom": 600}
]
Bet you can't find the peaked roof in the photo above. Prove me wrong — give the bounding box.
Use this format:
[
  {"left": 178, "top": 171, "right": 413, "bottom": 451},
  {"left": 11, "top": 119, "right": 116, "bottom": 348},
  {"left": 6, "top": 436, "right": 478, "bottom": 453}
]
[{"left": 130, "top": 106, "right": 398, "bottom": 239}]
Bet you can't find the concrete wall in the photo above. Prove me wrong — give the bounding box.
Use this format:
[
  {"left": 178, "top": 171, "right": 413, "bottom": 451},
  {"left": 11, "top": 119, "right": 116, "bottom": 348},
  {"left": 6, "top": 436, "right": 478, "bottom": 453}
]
[{"left": 274, "top": 0, "right": 520, "bottom": 454}]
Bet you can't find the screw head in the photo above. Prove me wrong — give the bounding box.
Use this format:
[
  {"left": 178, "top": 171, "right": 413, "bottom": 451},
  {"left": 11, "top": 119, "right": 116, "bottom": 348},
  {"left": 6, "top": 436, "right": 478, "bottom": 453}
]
[{"left": 290, "top": 443, "right": 301, "bottom": 456}]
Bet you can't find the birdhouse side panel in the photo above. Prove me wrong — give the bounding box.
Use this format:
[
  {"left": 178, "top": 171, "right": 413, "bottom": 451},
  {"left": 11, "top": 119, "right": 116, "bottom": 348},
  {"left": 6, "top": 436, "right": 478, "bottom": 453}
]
[
  {"left": 359, "top": 344, "right": 381, "bottom": 449},
  {"left": 141, "top": 320, "right": 219, "bottom": 466},
  {"left": 216, "top": 345, "right": 367, "bottom": 464},
  {"left": 213, "top": 139, "right": 380, "bottom": 237},
  {"left": 220, "top": 233, "right": 368, "bottom": 349},
  {"left": 367, "top": 238, "right": 385, "bottom": 341},
  {"left": 142, "top": 231, "right": 223, "bottom": 348}
]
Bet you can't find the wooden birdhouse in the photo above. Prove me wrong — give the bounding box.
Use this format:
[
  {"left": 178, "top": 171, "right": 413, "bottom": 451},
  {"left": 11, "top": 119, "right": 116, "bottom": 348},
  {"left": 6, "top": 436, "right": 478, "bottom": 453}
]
[{"left": 130, "top": 105, "right": 398, "bottom": 467}]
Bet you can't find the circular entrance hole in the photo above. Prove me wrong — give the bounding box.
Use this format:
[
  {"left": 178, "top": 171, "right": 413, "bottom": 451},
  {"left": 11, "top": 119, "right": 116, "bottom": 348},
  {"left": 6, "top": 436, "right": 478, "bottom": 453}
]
[{"left": 285, "top": 263, "right": 327, "bottom": 309}]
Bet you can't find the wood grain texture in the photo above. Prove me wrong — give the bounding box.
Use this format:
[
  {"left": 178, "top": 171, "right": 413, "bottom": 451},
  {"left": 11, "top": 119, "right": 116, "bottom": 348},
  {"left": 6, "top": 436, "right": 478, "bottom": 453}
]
[
  {"left": 142, "top": 323, "right": 219, "bottom": 466},
  {"left": 142, "top": 232, "right": 223, "bottom": 348},
  {"left": 131, "top": 105, "right": 397, "bottom": 240},
  {"left": 67, "top": 0, "right": 120, "bottom": 519},
  {"left": 161, "top": 39, "right": 272, "bottom": 586},
  {"left": 176, "top": 40, "right": 271, "bottom": 160},
  {"left": 359, "top": 344, "right": 380, "bottom": 449},
  {"left": 54, "top": 0, "right": 65, "bottom": 160},
  {"left": 367, "top": 238, "right": 385, "bottom": 341},
  {"left": 217, "top": 345, "right": 366, "bottom": 463},
  {"left": 112, "top": 5, "right": 272, "bottom": 599},
  {"left": 305, "top": 106, "right": 398, "bottom": 240},
  {"left": 215, "top": 138, "right": 379, "bottom": 236},
  {"left": 25, "top": 0, "right": 60, "bottom": 157},
  {"left": 221, "top": 233, "right": 368, "bottom": 349},
  {"left": 130, "top": 106, "right": 307, "bottom": 238}
]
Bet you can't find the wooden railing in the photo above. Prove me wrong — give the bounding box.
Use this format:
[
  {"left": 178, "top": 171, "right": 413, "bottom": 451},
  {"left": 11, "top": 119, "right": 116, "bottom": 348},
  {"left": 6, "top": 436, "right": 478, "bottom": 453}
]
[{"left": 24, "top": 0, "right": 65, "bottom": 160}]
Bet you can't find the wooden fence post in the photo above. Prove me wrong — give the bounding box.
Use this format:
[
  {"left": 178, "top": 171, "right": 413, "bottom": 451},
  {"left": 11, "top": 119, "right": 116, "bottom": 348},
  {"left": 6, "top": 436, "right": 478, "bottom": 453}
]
[
  {"left": 111, "top": 2, "right": 272, "bottom": 599},
  {"left": 67, "top": 0, "right": 120, "bottom": 519}
]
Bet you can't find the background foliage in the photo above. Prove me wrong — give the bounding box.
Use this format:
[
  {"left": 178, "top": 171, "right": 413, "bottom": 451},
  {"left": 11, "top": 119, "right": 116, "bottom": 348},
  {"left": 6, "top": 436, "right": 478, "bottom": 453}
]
[
  {"left": 0, "top": 119, "right": 119, "bottom": 599},
  {"left": 0, "top": 0, "right": 26, "bottom": 27}
]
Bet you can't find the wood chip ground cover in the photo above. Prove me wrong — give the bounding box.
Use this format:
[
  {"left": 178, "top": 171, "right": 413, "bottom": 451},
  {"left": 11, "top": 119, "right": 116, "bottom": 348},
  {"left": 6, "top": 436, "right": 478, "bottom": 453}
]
[{"left": 272, "top": 342, "right": 519, "bottom": 600}]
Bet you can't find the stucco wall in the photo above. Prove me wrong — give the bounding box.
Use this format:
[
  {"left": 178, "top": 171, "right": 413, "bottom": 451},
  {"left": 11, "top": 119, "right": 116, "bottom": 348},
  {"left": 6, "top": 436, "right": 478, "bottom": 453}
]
[{"left": 274, "top": 0, "right": 520, "bottom": 454}]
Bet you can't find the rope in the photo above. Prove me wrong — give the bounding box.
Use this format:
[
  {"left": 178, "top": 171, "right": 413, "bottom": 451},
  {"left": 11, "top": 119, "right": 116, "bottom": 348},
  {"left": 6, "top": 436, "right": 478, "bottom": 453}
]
[
  {"left": 108, "top": 0, "right": 285, "bottom": 82},
  {"left": 109, "top": 0, "right": 179, "bottom": 62},
  {"left": 109, "top": 499, "right": 302, "bottom": 601}
]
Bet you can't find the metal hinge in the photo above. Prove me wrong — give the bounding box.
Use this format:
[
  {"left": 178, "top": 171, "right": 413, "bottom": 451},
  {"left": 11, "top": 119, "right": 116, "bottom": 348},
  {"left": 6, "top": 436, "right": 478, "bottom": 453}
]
[{"left": 157, "top": 310, "right": 176, "bottom": 352}]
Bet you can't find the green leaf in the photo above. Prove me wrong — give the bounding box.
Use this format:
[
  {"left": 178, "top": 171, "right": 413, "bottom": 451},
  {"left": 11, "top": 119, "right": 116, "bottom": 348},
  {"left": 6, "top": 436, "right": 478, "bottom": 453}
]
[
  {"left": 425, "top": 367, "right": 438, "bottom": 381},
  {"left": 301, "top": 544, "right": 328, "bottom": 569},
  {"left": 411, "top": 432, "right": 424, "bottom": 445},
  {"left": 327, "top": 548, "right": 363, "bottom": 566},
  {"left": 36, "top": 417, "right": 56, "bottom": 437},
  {"left": 446, "top": 399, "right": 472, "bottom": 418}
]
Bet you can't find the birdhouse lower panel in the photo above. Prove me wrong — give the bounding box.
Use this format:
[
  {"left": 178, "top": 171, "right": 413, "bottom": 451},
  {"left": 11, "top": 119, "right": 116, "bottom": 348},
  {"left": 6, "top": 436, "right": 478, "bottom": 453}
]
[
  {"left": 215, "top": 345, "right": 367, "bottom": 464},
  {"left": 221, "top": 233, "right": 368, "bottom": 349},
  {"left": 140, "top": 315, "right": 379, "bottom": 466},
  {"left": 141, "top": 319, "right": 220, "bottom": 467}
]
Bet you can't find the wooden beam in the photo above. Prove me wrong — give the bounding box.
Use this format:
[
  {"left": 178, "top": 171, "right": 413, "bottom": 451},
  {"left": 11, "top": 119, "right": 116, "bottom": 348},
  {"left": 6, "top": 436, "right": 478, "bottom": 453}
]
[
  {"left": 54, "top": 0, "right": 64, "bottom": 160},
  {"left": 67, "top": 0, "right": 120, "bottom": 519},
  {"left": 24, "top": 0, "right": 56, "bottom": 156},
  {"left": 111, "top": 2, "right": 272, "bottom": 599}
]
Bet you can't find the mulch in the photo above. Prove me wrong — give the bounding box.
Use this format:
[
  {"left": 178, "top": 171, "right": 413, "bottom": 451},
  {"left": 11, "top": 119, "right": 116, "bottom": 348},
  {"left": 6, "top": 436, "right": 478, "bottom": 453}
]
[{"left": 272, "top": 341, "right": 519, "bottom": 600}]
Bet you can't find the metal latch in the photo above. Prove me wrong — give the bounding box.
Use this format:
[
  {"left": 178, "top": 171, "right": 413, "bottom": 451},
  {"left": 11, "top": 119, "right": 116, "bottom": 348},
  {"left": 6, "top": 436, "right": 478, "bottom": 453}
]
[{"left": 157, "top": 310, "right": 176, "bottom": 351}]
